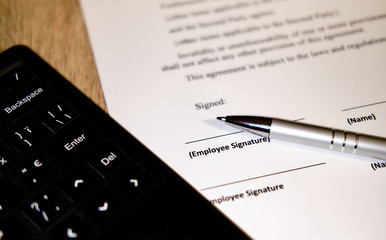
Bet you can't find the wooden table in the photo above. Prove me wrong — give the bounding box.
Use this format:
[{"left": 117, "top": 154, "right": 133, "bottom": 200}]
[{"left": 0, "top": 0, "right": 107, "bottom": 112}]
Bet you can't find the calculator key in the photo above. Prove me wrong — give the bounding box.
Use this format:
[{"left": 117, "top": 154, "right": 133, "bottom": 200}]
[
  {"left": 0, "top": 217, "right": 31, "bottom": 240},
  {"left": 85, "top": 140, "right": 127, "bottom": 178},
  {"left": 50, "top": 215, "right": 91, "bottom": 240},
  {"left": 23, "top": 192, "right": 66, "bottom": 230},
  {"left": 110, "top": 164, "right": 153, "bottom": 200},
  {"left": 16, "top": 156, "right": 55, "bottom": 189},
  {"left": 7, "top": 118, "right": 51, "bottom": 153},
  {"left": 58, "top": 170, "right": 97, "bottom": 201},
  {"left": 1, "top": 66, "right": 35, "bottom": 91},
  {"left": 50, "top": 118, "right": 101, "bottom": 161},
  {"left": 83, "top": 189, "right": 122, "bottom": 225},
  {"left": 0, "top": 83, "right": 50, "bottom": 123},
  {"left": 0, "top": 179, "right": 23, "bottom": 217},
  {"left": 0, "top": 148, "right": 16, "bottom": 173},
  {"left": 41, "top": 101, "right": 77, "bottom": 132}
]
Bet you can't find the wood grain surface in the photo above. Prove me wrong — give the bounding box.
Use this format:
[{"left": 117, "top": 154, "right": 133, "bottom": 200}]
[{"left": 0, "top": 0, "right": 107, "bottom": 111}]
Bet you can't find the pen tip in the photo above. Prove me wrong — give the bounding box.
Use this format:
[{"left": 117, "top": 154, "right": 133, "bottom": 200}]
[{"left": 217, "top": 117, "right": 226, "bottom": 121}]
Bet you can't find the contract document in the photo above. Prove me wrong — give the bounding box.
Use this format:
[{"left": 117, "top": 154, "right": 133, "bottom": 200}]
[{"left": 80, "top": 0, "right": 386, "bottom": 238}]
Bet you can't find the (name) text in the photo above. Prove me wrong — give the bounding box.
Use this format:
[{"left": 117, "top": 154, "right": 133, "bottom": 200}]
[{"left": 347, "top": 113, "right": 376, "bottom": 125}]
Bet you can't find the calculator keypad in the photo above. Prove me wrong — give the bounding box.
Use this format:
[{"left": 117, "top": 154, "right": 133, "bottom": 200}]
[
  {"left": 0, "top": 46, "right": 248, "bottom": 240},
  {"left": 0, "top": 66, "right": 152, "bottom": 239}
]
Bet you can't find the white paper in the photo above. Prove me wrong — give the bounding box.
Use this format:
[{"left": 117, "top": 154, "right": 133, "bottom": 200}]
[{"left": 80, "top": 0, "right": 386, "bottom": 238}]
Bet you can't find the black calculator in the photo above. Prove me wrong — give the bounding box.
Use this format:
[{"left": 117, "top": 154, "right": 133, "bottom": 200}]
[{"left": 0, "top": 46, "right": 249, "bottom": 240}]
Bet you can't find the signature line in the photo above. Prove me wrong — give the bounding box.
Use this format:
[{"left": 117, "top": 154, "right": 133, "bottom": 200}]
[
  {"left": 201, "top": 162, "right": 326, "bottom": 191},
  {"left": 185, "top": 131, "right": 243, "bottom": 144}
]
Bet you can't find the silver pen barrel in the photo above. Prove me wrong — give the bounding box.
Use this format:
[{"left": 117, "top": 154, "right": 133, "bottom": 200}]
[{"left": 271, "top": 119, "right": 386, "bottom": 160}]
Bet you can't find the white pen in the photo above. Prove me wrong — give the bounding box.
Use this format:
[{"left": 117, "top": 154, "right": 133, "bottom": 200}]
[{"left": 217, "top": 116, "right": 386, "bottom": 160}]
